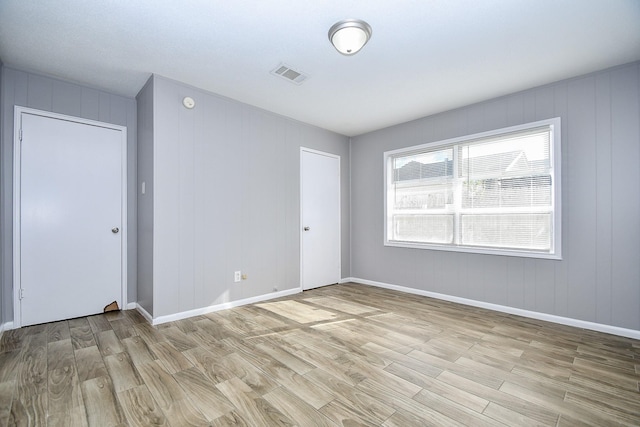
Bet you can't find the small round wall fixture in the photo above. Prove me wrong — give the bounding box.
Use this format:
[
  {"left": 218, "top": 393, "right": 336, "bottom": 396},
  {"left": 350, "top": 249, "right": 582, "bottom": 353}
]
[
  {"left": 328, "top": 19, "right": 372, "bottom": 56},
  {"left": 182, "top": 96, "right": 195, "bottom": 109}
]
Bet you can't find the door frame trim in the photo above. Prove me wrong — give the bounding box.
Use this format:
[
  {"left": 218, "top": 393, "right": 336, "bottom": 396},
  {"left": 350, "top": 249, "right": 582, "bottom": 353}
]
[
  {"left": 13, "top": 106, "right": 128, "bottom": 328},
  {"left": 299, "top": 147, "right": 341, "bottom": 291}
]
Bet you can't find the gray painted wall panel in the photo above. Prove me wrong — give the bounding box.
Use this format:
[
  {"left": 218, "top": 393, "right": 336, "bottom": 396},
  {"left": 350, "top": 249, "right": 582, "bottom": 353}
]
[
  {"left": 553, "top": 83, "right": 569, "bottom": 318},
  {"left": 109, "top": 96, "right": 128, "bottom": 127},
  {"left": 566, "top": 76, "right": 597, "bottom": 322},
  {"left": 177, "top": 89, "right": 196, "bottom": 313},
  {"left": 506, "top": 258, "right": 525, "bottom": 309},
  {"left": 0, "top": 67, "right": 137, "bottom": 323},
  {"left": 209, "top": 98, "right": 242, "bottom": 305},
  {"left": 506, "top": 93, "right": 524, "bottom": 127},
  {"left": 483, "top": 99, "right": 508, "bottom": 131},
  {"left": 414, "top": 247, "right": 433, "bottom": 295},
  {"left": 351, "top": 62, "right": 640, "bottom": 331},
  {"left": 223, "top": 101, "right": 245, "bottom": 303},
  {"left": 350, "top": 131, "right": 382, "bottom": 281},
  {"left": 98, "top": 92, "right": 110, "bottom": 123},
  {"left": 0, "top": 60, "right": 3, "bottom": 326},
  {"left": 391, "top": 247, "right": 417, "bottom": 289},
  {"left": 52, "top": 80, "right": 82, "bottom": 117},
  {"left": 595, "top": 73, "right": 613, "bottom": 325},
  {"left": 466, "top": 255, "right": 486, "bottom": 302},
  {"left": 149, "top": 76, "right": 349, "bottom": 318},
  {"left": 523, "top": 258, "right": 536, "bottom": 311},
  {"left": 535, "top": 260, "right": 555, "bottom": 315},
  {"left": 192, "top": 98, "right": 206, "bottom": 308},
  {"left": 423, "top": 251, "right": 441, "bottom": 294},
  {"left": 284, "top": 123, "right": 299, "bottom": 292},
  {"left": 26, "top": 74, "right": 52, "bottom": 111},
  {"left": 0, "top": 66, "right": 11, "bottom": 320},
  {"left": 126, "top": 100, "right": 138, "bottom": 300},
  {"left": 535, "top": 86, "right": 555, "bottom": 120},
  {"left": 13, "top": 71, "right": 28, "bottom": 107},
  {"left": 153, "top": 79, "right": 181, "bottom": 316},
  {"left": 522, "top": 90, "right": 536, "bottom": 123},
  {"left": 80, "top": 87, "right": 100, "bottom": 121},
  {"left": 467, "top": 103, "right": 485, "bottom": 135},
  {"left": 243, "top": 111, "right": 282, "bottom": 298},
  {"left": 136, "top": 76, "right": 154, "bottom": 316},
  {"left": 488, "top": 256, "right": 508, "bottom": 306},
  {"left": 610, "top": 65, "right": 640, "bottom": 329}
]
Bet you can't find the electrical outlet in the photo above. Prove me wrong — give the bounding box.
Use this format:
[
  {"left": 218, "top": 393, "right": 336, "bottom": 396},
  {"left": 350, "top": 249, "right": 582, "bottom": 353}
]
[{"left": 234, "top": 271, "right": 241, "bottom": 282}]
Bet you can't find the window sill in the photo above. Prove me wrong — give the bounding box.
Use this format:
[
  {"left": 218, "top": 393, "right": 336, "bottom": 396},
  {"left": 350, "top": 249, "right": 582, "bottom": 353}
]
[{"left": 384, "top": 240, "right": 562, "bottom": 260}]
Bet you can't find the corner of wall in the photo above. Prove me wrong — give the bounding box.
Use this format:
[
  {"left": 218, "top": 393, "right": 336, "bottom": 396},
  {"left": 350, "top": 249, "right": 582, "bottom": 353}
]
[
  {"left": 135, "top": 75, "right": 154, "bottom": 318},
  {"left": 348, "top": 136, "right": 353, "bottom": 277},
  {"left": 0, "top": 59, "right": 6, "bottom": 326}
]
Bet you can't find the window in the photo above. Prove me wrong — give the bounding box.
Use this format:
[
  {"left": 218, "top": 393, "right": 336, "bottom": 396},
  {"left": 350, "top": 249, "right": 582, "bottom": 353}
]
[{"left": 384, "top": 118, "right": 561, "bottom": 259}]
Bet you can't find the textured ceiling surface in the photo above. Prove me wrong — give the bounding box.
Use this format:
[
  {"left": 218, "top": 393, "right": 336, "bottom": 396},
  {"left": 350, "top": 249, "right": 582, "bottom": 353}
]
[{"left": 1, "top": 0, "right": 639, "bottom": 136}]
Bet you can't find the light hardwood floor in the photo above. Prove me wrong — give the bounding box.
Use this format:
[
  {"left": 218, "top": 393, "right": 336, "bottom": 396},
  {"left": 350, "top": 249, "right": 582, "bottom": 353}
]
[{"left": 0, "top": 283, "right": 639, "bottom": 426}]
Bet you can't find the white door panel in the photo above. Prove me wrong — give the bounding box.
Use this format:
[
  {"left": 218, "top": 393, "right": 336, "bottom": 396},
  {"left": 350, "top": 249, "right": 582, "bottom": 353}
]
[
  {"left": 19, "top": 112, "right": 124, "bottom": 326},
  {"left": 301, "top": 149, "right": 340, "bottom": 290}
]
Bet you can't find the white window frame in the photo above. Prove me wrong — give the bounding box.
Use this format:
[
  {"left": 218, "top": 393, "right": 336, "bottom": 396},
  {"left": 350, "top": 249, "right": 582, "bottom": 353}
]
[{"left": 384, "top": 117, "right": 562, "bottom": 260}]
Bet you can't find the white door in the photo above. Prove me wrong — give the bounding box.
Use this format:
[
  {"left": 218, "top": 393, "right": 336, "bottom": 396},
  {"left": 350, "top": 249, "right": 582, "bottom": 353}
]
[
  {"left": 301, "top": 148, "right": 340, "bottom": 290},
  {"left": 17, "top": 110, "right": 126, "bottom": 326}
]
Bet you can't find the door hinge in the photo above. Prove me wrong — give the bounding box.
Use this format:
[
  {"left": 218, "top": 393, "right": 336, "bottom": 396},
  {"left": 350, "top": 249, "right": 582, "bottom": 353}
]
[
  {"left": 19, "top": 288, "right": 24, "bottom": 300},
  {"left": 19, "top": 127, "right": 23, "bottom": 141}
]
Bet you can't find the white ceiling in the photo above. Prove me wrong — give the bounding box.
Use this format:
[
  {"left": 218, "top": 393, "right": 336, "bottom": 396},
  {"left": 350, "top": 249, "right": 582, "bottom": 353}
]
[{"left": 1, "top": 1, "right": 639, "bottom": 136}]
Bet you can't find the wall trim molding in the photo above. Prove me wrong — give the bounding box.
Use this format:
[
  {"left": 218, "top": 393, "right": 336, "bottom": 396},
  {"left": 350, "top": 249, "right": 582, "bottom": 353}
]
[
  {"left": 144, "top": 288, "right": 301, "bottom": 326},
  {"left": 344, "top": 277, "right": 640, "bottom": 340}
]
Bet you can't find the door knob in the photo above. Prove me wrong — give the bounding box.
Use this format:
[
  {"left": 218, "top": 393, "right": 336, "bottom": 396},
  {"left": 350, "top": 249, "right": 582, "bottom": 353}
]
[
  {"left": 112, "top": 227, "right": 120, "bottom": 234},
  {"left": 303, "top": 226, "right": 310, "bottom": 231}
]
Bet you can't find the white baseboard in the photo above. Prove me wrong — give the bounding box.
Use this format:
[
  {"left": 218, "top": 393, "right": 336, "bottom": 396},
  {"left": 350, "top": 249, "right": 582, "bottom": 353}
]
[
  {"left": 344, "top": 277, "right": 640, "bottom": 340},
  {"left": 144, "top": 288, "right": 301, "bottom": 326}
]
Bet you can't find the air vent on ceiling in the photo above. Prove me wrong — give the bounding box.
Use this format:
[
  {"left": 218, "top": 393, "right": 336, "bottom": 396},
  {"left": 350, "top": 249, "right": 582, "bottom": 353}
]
[{"left": 270, "top": 63, "right": 309, "bottom": 85}]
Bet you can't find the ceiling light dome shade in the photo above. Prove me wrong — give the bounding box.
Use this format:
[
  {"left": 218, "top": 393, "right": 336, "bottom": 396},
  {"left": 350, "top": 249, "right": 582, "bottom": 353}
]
[{"left": 328, "top": 19, "right": 372, "bottom": 55}]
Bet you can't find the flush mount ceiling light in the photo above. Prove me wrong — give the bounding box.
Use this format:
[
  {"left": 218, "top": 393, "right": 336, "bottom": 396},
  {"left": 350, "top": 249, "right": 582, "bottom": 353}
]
[{"left": 328, "top": 19, "right": 372, "bottom": 56}]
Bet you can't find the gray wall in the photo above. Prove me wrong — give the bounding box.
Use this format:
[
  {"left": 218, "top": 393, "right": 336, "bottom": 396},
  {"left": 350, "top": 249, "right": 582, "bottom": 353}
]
[
  {"left": 351, "top": 62, "right": 640, "bottom": 331},
  {"left": 136, "top": 77, "right": 154, "bottom": 316},
  {"left": 0, "top": 60, "right": 4, "bottom": 327},
  {"left": 0, "top": 66, "right": 138, "bottom": 324},
  {"left": 147, "top": 76, "right": 350, "bottom": 318}
]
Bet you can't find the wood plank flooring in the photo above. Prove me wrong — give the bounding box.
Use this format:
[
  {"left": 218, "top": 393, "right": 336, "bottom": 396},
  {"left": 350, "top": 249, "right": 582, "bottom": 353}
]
[{"left": 1, "top": 283, "right": 639, "bottom": 426}]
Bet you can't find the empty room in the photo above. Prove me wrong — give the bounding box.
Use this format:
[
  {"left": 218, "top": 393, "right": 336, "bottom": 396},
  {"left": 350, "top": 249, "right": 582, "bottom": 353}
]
[{"left": 0, "top": 1, "right": 639, "bottom": 426}]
